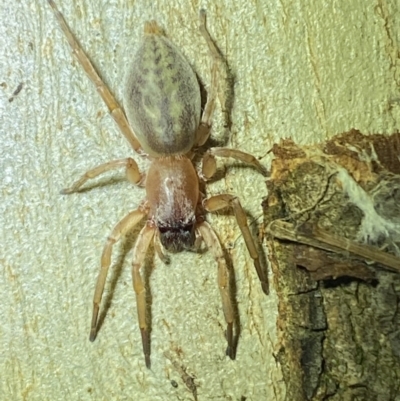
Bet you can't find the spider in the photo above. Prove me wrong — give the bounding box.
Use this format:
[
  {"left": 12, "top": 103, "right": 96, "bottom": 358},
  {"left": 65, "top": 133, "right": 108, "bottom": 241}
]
[{"left": 48, "top": 0, "right": 268, "bottom": 368}]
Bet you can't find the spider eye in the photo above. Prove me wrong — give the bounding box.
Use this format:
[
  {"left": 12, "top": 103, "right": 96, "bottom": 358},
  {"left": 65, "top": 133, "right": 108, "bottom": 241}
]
[{"left": 159, "top": 223, "right": 196, "bottom": 253}]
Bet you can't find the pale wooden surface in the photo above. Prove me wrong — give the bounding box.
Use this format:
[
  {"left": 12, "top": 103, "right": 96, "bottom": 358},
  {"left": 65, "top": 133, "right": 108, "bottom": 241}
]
[{"left": 1, "top": 0, "right": 399, "bottom": 400}]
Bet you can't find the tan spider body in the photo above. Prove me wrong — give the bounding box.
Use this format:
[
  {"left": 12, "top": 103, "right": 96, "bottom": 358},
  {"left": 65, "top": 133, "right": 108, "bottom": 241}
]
[{"left": 48, "top": 0, "right": 268, "bottom": 368}]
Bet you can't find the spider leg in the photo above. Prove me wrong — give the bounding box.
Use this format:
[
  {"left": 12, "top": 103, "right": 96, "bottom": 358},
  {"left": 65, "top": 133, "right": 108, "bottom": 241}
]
[
  {"left": 90, "top": 207, "right": 148, "bottom": 342},
  {"left": 204, "top": 194, "right": 269, "bottom": 295},
  {"left": 195, "top": 10, "right": 221, "bottom": 147},
  {"left": 154, "top": 229, "right": 170, "bottom": 264},
  {"left": 61, "top": 158, "right": 142, "bottom": 194},
  {"left": 202, "top": 148, "right": 267, "bottom": 179},
  {"left": 197, "top": 221, "right": 235, "bottom": 359},
  {"left": 131, "top": 224, "right": 156, "bottom": 368},
  {"left": 47, "top": 0, "right": 142, "bottom": 153}
]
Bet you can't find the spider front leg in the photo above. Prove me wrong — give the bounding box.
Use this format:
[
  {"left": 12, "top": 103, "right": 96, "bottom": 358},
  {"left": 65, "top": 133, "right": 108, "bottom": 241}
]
[
  {"left": 131, "top": 224, "right": 156, "bottom": 368},
  {"left": 202, "top": 148, "right": 267, "bottom": 179},
  {"left": 47, "top": 0, "right": 142, "bottom": 153},
  {"left": 197, "top": 221, "right": 236, "bottom": 359},
  {"left": 90, "top": 207, "right": 148, "bottom": 342},
  {"left": 195, "top": 10, "right": 221, "bottom": 147},
  {"left": 204, "top": 194, "right": 269, "bottom": 295},
  {"left": 61, "top": 158, "right": 142, "bottom": 194}
]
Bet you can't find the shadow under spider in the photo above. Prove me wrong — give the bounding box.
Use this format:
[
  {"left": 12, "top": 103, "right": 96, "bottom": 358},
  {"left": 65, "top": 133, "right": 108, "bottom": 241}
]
[
  {"left": 68, "top": 176, "right": 127, "bottom": 194},
  {"left": 221, "top": 242, "right": 241, "bottom": 358},
  {"left": 218, "top": 208, "right": 269, "bottom": 357}
]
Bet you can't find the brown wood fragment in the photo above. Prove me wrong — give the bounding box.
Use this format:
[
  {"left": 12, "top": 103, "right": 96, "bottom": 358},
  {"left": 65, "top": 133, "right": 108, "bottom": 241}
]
[
  {"left": 292, "top": 245, "right": 376, "bottom": 282},
  {"left": 265, "top": 131, "right": 400, "bottom": 400}
]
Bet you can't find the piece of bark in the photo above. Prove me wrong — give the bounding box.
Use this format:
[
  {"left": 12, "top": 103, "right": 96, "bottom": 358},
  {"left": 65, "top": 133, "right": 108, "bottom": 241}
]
[
  {"left": 265, "top": 131, "right": 400, "bottom": 401},
  {"left": 292, "top": 245, "right": 377, "bottom": 282}
]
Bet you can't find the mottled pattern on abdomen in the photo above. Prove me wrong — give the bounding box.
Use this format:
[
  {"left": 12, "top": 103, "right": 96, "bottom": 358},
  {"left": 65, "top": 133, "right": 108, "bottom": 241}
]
[{"left": 124, "top": 34, "right": 201, "bottom": 157}]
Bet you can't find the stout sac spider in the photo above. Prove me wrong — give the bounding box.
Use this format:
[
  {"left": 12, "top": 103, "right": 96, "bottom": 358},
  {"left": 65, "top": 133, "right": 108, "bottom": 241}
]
[{"left": 48, "top": 0, "right": 268, "bottom": 368}]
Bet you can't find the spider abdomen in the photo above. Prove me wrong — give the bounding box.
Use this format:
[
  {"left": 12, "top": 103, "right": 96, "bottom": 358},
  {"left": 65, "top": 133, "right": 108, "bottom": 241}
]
[{"left": 124, "top": 22, "right": 201, "bottom": 157}]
